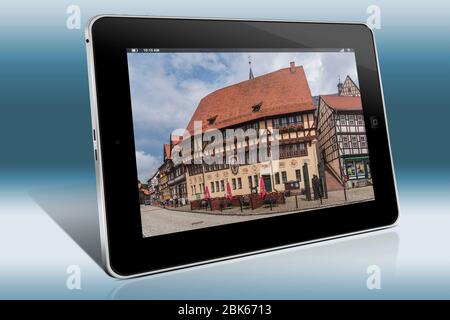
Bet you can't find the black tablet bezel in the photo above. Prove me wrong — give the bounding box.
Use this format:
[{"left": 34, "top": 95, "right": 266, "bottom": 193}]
[{"left": 87, "top": 16, "right": 398, "bottom": 277}]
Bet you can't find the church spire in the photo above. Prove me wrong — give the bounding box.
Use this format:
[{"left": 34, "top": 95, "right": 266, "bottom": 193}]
[
  {"left": 248, "top": 56, "right": 254, "bottom": 80},
  {"left": 337, "top": 76, "right": 343, "bottom": 95}
]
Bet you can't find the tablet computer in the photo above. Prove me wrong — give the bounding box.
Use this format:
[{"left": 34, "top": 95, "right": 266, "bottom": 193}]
[{"left": 86, "top": 16, "right": 399, "bottom": 278}]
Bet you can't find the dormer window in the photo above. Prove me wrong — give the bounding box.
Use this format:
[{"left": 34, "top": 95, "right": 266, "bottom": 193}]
[
  {"left": 252, "top": 102, "right": 262, "bottom": 112},
  {"left": 207, "top": 115, "right": 217, "bottom": 125}
]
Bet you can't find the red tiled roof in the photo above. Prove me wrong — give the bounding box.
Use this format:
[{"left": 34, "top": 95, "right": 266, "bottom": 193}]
[
  {"left": 186, "top": 64, "right": 315, "bottom": 133},
  {"left": 321, "top": 95, "right": 362, "bottom": 111}
]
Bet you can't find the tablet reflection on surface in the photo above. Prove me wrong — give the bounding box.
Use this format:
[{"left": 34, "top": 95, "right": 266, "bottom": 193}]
[{"left": 109, "top": 231, "right": 398, "bottom": 299}]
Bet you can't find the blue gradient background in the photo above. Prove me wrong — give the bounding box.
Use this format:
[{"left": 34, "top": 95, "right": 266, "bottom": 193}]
[{"left": 0, "top": 0, "right": 449, "bottom": 299}]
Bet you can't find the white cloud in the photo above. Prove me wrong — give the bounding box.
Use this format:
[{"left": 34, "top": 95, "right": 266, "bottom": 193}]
[
  {"left": 169, "top": 53, "right": 227, "bottom": 73},
  {"left": 128, "top": 51, "right": 359, "bottom": 177},
  {"left": 135, "top": 150, "right": 161, "bottom": 182}
]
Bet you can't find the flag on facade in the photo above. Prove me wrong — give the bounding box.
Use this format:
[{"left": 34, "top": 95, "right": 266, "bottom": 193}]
[
  {"left": 204, "top": 185, "right": 211, "bottom": 200},
  {"left": 226, "top": 180, "right": 233, "bottom": 200},
  {"left": 259, "top": 175, "right": 267, "bottom": 198}
]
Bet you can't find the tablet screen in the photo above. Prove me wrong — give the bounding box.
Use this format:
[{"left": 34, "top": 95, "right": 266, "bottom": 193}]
[{"left": 126, "top": 49, "right": 375, "bottom": 238}]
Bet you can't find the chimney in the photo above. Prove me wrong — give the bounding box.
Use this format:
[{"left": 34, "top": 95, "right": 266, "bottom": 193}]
[{"left": 289, "top": 61, "right": 296, "bottom": 73}]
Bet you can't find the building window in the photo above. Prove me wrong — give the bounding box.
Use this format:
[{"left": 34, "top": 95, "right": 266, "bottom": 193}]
[
  {"left": 280, "top": 145, "right": 287, "bottom": 159},
  {"left": 207, "top": 115, "right": 217, "bottom": 125},
  {"left": 351, "top": 136, "right": 358, "bottom": 148},
  {"left": 252, "top": 102, "right": 262, "bottom": 112},
  {"left": 360, "top": 135, "right": 367, "bottom": 148},
  {"left": 254, "top": 175, "right": 258, "bottom": 187},
  {"left": 237, "top": 177, "right": 242, "bottom": 189},
  {"left": 248, "top": 176, "right": 253, "bottom": 189},
  {"left": 211, "top": 182, "right": 215, "bottom": 193},
  {"left": 274, "top": 172, "right": 280, "bottom": 184},
  {"left": 299, "top": 143, "right": 307, "bottom": 156},
  {"left": 357, "top": 115, "right": 364, "bottom": 125},
  {"left": 240, "top": 122, "right": 259, "bottom": 132},
  {"left": 349, "top": 115, "right": 355, "bottom": 125},
  {"left": 288, "top": 116, "right": 295, "bottom": 124},
  {"left": 282, "top": 171, "right": 288, "bottom": 183},
  {"left": 272, "top": 118, "right": 280, "bottom": 128},
  {"left": 272, "top": 114, "right": 303, "bottom": 129},
  {"left": 232, "top": 178, "right": 236, "bottom": 190},
  {"left": 292, "top": 143, "right": 299, "bottom": 156},
  {"left": 295, "top": 169, "right": 301, "bottom": 182},
  {"left": 221, "top": 180, "right": 225, "bottom": 192},
  {"left": 340, "top": 115, "right": 346, "bottom": 124},
  {"left": 342, "top": 136, "right": 349, "bottom": 148},
  {"left": 216, "top": 181, "right": 220, "bottom": 193},
  {"left": 279, "top": 143, "right": 307, "bottom": 159}
]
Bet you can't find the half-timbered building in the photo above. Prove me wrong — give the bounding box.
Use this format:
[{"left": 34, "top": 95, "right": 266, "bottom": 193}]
[
  {"left": 180, "top": 61, "right": 319, "bottom": 201},
  {"left": 317, "top": 76, "right": 371, "bottom": 189},
  {"left": 157, "top": 144, "right": 172, "bottom": 202}
]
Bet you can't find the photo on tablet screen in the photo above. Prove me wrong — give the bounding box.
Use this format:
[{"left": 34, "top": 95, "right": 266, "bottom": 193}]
[{"left": 126, "top": 49, "right": 375, "bottom": 237}]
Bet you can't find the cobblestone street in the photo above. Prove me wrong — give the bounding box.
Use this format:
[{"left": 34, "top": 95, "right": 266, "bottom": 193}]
[
  {"left": 141, "top": 186, "right": 374, "bottom": 237},
  {"left": 140, "top": 204, "right": 288, "bottom": 237}
]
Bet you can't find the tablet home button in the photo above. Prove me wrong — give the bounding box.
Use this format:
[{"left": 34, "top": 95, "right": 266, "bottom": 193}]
[{"left": 370, "top": 116, "right": 380, "bottom": 129}]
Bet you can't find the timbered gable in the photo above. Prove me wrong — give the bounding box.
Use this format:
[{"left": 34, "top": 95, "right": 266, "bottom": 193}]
[{"left": 340, "top": 76, "right": 360, "bottom": 97}]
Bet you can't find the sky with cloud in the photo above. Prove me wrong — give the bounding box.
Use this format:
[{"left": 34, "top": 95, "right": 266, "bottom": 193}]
[{"left": 127, "top": 51, "right": 359, "bottom": 182}]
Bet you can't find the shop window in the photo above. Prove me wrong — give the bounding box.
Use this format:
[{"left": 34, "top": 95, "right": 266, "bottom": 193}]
[
  {"left": 345, "top": 161, "right": 356, "bottom": 179},
  {"left": 248, "top": 176, "right": 253, "bottom": 189},
  {"left": 356, "top": 160, "right": 366, "bottom": 178}
]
